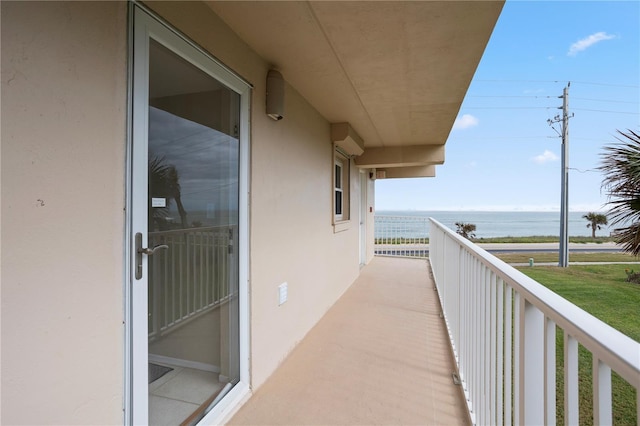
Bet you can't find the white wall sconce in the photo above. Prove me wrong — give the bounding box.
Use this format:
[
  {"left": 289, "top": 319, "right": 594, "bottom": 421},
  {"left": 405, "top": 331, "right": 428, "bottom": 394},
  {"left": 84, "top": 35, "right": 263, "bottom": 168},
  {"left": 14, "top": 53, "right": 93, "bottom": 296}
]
[{"left": 266, "top": 69, "right": 284, "bottom": 121}]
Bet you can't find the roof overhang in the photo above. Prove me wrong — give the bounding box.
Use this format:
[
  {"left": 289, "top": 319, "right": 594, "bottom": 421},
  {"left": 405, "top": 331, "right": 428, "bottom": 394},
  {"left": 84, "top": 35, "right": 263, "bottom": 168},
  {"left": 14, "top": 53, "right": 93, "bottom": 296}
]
[
  {"left": 355, "top": 145, "right": 444, "bottom": 169},
  {"left": 376, "top": 166, "right": 436, "bottom": 179},
  {"left": 207, "top": 1, "right": 504, "bottom": 178}
]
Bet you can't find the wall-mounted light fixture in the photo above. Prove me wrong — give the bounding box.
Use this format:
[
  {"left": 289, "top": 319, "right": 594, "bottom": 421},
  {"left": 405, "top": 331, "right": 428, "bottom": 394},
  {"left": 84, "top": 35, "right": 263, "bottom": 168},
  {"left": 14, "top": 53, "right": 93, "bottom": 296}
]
[{"left": 266, "top": 69, "right": 284, "bottom": 121}]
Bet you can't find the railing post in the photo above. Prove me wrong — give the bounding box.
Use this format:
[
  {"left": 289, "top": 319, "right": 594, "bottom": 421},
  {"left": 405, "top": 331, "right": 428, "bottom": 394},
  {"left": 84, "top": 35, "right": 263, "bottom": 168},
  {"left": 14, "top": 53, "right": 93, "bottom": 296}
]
[
  {"left": 440, "top": 226, "right": 446, "bottom": 308},
  {"left": 496, "top": 279, "right": 504, "bottom": 425},
  {"left": 489, "top": 273, "right": 497, "bottom": 426},
  {"left": 545, "top": 318, "right": 557, "bottom": 424},
  {"left": 565, "top": 332, "right": 579, "bottom": 425},
  {"left": 458, "top": 247, "right": 468, "bottom": 391},
  {"left": 504, "top": 285, "right": 513, "bottom": 426},
  {"left": 593, "top": 358, "right": 612, "bottom": 425},
  {"left": 519, "top": 299, "right": 545, "bottom": 425}
]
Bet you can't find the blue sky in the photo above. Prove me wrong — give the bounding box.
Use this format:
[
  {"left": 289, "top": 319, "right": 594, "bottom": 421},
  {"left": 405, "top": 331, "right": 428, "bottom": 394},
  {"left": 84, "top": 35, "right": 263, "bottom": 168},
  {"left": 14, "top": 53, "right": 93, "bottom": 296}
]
[{"left": 376, "top": 0, "right": 640, "bottom": 212}]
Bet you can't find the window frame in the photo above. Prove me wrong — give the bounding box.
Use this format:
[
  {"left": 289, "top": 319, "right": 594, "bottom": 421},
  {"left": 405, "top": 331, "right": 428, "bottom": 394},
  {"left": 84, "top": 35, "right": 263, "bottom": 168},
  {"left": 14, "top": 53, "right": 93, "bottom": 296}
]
[
  {"left": 333, "top": 147, "right": 350, "bottom": 229},
  {"left": 334, "top": 158, "right": 344, "bottom": 221}
]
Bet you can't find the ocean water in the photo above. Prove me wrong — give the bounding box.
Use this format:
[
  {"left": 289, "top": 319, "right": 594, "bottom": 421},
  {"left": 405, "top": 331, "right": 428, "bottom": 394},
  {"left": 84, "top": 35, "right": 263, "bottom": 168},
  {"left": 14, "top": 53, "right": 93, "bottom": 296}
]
[{"left": 376, "top": 210, "right": 612, "bottom": 239}]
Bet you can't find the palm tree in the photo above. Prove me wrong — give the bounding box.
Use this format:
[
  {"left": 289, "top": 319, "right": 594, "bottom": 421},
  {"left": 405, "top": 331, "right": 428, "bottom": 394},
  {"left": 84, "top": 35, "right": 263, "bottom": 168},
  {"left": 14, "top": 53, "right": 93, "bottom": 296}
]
[
  {"left": 455, "top": 222, "right": 476, "bottom": 240},
  {"left": 149, "top": 156, "right": 188, "bottom": 230},
  {"left": 582, "top": 212, "right": 608, "bottom": 238},
  {"left": 599, "top": 129, "right": 640, "bottom": 254}
]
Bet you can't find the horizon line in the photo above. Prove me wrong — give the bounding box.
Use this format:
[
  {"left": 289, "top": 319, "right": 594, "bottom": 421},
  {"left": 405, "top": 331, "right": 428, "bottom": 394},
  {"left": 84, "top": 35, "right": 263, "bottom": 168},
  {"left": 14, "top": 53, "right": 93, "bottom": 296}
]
[{"left": 375, "top": 208, "right": 609, "bottom": 213}]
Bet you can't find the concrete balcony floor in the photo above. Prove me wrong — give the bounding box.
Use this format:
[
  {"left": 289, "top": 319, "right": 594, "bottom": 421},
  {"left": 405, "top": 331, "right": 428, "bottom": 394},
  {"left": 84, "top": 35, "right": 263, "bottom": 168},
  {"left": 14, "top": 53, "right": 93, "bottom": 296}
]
[{"left": 229, "top": 256, "right": 469, "bottom": 425}]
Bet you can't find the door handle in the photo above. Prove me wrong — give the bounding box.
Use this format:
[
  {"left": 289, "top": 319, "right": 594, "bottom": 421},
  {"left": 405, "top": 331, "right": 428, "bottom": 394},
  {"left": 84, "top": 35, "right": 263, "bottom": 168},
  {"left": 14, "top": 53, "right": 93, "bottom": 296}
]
[
  {"left": 138, "top": 245, "right": 169, "bottom": 255},
  {"left": 135, "top": 232, "right": 168, "bottom": 280}
]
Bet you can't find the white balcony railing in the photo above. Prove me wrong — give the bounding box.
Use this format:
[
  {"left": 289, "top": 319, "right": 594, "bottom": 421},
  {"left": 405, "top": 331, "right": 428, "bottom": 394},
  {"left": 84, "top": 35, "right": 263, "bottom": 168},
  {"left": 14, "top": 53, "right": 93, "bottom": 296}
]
[
  {"left": 429, "top": 218, "right": 640, "bottom": 425},
  {"left": 148, "top": 226, "right": 236, "bottom": 339},
  {"left": 374, "top": 215, "right": 429, "bottom": 258}
]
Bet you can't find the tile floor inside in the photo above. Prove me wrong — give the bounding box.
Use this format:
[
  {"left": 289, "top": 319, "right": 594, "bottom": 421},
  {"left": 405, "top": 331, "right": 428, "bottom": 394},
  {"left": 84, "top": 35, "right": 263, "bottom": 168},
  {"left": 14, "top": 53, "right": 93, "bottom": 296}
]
[{"left": 149, "top": 363, "right": 224, "bottom": 426}]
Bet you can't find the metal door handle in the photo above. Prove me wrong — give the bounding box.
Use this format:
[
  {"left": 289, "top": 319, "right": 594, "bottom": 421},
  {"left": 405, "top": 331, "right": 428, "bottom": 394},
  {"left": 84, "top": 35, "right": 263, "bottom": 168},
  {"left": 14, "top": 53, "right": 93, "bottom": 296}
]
[
  {"left": 135, "top": 233, "right": 168, "bottom": 280},
  {"left": 138, "top": 245, "right": 169, "bottom": 255}
]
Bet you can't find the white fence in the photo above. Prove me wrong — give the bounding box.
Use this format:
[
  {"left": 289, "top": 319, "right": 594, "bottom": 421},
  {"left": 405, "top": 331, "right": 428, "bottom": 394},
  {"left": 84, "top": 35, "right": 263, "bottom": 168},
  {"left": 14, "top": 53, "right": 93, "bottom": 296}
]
[
  {"left": 148, "top": 226, "right": 236, "bottom": 339},
  {"left": 374, "top": 215, "right": 429, "bottom": 258},
  {"left": 429, "top": 218, "right": 639, "bottom": 425}
]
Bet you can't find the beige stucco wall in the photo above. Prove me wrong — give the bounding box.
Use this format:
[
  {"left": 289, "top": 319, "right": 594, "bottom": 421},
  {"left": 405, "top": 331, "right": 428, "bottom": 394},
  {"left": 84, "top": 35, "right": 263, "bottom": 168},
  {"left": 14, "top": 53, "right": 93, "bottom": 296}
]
[
  {"left": 1, "top": 1, "right": 369, "bottom": 423},
  {"left": 1, "top": 2, "right": 127, "bottom": 424},
  {"left": 146, "top": 1, "right": 364, "bottom": 389}
]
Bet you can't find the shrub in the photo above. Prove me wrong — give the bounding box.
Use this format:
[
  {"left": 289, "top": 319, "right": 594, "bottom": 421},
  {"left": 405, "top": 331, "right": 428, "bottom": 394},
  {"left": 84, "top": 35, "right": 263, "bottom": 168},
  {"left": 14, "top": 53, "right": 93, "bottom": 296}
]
[{"left": 624, "top": 268, "right": 640, "bottom": 284}]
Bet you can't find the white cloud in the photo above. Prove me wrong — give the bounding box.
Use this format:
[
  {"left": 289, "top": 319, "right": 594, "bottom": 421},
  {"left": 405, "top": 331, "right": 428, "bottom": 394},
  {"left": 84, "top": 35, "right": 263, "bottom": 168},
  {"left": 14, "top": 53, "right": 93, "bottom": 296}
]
[
  {"left": 453, "top": 114, "right": 479, "bottom": 130},
  {"left": 568, "top": 32, "right": 616, "bottom": 56},
  {"left": 532, "top": 150, "right": 559, "bottom": 164}
]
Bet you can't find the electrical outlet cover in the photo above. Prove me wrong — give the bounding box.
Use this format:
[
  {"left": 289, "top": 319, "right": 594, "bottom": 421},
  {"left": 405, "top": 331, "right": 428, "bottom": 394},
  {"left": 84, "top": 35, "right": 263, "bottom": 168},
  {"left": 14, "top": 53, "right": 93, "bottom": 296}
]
[{"left": 278, "top": 282, "right": 288, "bottom": 305}]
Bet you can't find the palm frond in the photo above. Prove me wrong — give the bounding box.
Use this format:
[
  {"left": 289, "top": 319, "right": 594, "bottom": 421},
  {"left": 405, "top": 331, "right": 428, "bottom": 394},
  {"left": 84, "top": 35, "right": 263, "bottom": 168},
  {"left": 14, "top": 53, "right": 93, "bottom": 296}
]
[
  {"left": 599, "top": 129, "right": 640, "bottom": 228},
  {"left": 599, "top": 129, "right": 640, "bottom": 254},
  {"left": 612, "top": 223, "right": 640, "bottom": 256}
]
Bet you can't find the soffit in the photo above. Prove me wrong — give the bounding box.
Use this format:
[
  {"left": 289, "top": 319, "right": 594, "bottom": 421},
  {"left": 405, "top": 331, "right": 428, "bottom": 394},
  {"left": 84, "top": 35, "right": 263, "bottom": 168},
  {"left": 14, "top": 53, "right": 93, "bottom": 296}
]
[{"left": 206, "top": 1, "right": 503, "bottom": 148}]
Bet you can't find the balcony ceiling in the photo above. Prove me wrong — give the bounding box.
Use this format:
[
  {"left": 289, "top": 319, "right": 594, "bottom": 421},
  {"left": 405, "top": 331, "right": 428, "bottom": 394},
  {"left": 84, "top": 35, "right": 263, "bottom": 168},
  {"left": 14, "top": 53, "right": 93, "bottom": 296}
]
[{"left": 207, "top": 1, "right": 503, "bottom": 150}]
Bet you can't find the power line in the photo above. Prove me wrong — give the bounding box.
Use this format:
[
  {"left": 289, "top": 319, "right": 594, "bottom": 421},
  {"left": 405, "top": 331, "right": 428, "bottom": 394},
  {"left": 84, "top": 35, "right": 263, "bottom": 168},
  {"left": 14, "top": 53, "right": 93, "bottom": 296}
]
[
  {"left": 572, "top": 137, "right": 626, "bottom": 142},
  {"left": 467, "top": 95, "right": 556, "bottom": 99},
  {"left": 462, "top": 86, "right": 637, "bottom": 113},
  {"left": 571, "top": 80, "right": 639, "bottom": 89},
  {"left": 456, "top": 82, "right": 638, "bottom": 151},
  {"left": 473, "top": 79, "right": 638, "bottom": 88},
  {"left": 573, "top": 108, "right": 639, "bottom": 115},
  {"left": 463, "top": 106, "right": 555, "bottom": 110},
  {"left": 474, "top": 79, "right": 565, "bottom": 84},
  {"left": 572, "top": 97, "right": 638, "bottom": 105},
  {"left": 449, "top": 136, "right": 553, "bottom": 140},
  {"left": 569, "top": 167, "right": 598, "bottom": 173},
  {"left": 461, "top": 106, "right": 637, "bottom": 114}
]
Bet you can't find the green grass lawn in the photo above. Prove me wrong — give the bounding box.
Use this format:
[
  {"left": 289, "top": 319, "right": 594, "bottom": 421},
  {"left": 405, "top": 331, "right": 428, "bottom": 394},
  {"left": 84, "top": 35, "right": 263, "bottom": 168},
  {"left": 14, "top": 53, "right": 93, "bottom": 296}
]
[
  {"left": 516, "top": 264, "right": 640, "bottom": 425},
  {"left": 475, "top": 235, "right": 615, "bottom": 244},
  {"left": 495, "top": 251, "right": 639, "bottom": 264}
]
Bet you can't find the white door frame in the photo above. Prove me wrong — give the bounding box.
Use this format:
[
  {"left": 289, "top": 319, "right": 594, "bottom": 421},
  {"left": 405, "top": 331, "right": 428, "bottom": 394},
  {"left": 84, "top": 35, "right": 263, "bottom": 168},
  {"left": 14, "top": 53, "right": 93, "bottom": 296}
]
[
  {"left": 359, "top": 171, "right": 368, "bottom": 265},
  {"left": 125, "top": 5, "right": 251, "bottom": 424}
]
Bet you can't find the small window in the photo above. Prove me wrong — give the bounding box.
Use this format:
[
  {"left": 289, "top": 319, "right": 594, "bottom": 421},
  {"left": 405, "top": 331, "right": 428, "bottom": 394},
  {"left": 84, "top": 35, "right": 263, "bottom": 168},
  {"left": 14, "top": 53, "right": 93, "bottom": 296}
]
[
  {"left": 334, "top": 150, "right": 350, "bottom": 223},
  {"left": 335, "top": 161, "right": 344, "bottom": 219}
]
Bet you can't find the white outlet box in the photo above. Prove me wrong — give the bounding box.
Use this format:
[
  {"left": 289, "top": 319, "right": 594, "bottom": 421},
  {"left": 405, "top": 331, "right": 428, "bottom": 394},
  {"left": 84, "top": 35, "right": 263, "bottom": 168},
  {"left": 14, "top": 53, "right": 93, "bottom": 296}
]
[{"left": 278, "top": 282, "right": 288, "bottom": 306}]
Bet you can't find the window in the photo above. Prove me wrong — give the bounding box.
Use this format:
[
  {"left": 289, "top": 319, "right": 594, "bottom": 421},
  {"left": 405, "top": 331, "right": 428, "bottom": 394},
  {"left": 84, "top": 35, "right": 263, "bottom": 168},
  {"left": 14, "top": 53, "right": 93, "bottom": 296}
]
[
  {"left": 334, "top": 149, "right": 350, "bottom": 223},
  {"left": 335, "top": 160, "right": 344, "bottom": 219}
]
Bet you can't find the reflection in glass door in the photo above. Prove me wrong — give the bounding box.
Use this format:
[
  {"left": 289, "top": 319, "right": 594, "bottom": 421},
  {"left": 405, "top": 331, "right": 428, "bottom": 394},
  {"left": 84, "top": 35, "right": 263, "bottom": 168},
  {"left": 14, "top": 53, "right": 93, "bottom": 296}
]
[{"left": 145, "top": 39, "right": 240, "bottom": 425}]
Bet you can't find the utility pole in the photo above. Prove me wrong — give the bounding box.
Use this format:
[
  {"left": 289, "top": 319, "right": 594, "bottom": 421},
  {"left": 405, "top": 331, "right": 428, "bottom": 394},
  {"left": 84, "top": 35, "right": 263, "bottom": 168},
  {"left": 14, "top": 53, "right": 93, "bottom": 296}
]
[
  {"left": 559, "top": 84, "right": 570, "bottom": 267},
  {"left": 548, "top": 83, "right": 573, "bottom": 267}
]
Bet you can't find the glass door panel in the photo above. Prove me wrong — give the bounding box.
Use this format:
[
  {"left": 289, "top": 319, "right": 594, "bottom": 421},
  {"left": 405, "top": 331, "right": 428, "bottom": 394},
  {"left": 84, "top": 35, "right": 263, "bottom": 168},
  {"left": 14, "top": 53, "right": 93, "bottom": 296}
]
[{"left": 146, "top": 39, "right": 240, "bottom": 425}]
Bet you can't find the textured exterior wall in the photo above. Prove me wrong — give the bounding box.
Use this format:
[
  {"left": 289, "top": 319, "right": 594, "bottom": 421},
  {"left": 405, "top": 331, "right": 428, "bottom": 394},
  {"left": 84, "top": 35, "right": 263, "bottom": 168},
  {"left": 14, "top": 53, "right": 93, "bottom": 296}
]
[
  {"left": 0, "top": 1, "right": 367, "bottom": 423},
  {"left": 1, "top": 2, "right": 128, "bottom": 424}
]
